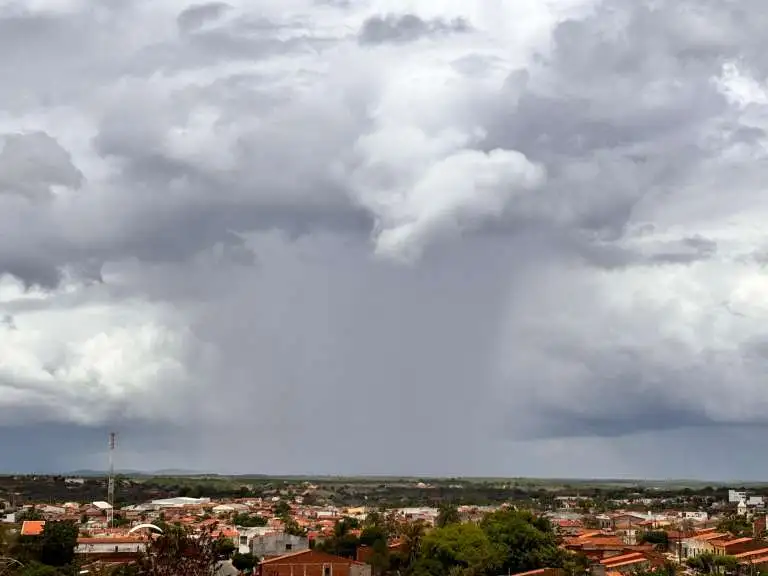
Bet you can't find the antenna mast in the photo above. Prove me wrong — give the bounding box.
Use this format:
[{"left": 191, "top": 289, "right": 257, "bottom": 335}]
[{"left": 107, "top": 432, "right": 116, "bottom": 528}]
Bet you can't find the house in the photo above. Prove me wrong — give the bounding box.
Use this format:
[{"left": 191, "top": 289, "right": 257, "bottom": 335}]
[
  {"left": 258, "top": 549, "right": 371, "bottom": 576},
  {"left": 733, "top": 546, "right": 768, "bottom": 567},
  {"left": 213, "top": 504, "right": 250, "bottom": 516},
  {"left": 681, "top": 532, "right": 728, "bottom": 558},
  {"left": 75, "top": 536, "right": 147, "bottom": 564},
  {"left": 591, "top": 551, "right": 663, "bottom": 576},
  {"left": 711, "top": 537, "right": 766, "bottom": 557},
  {"left": 236, "top": 527, "right": 274, "bottom": 554},
  {"left": 563, "top": 531, "right": 652, "bottom": 561},
  {"left": 251, "top": 532, "right": 310, "bottom": 558}
]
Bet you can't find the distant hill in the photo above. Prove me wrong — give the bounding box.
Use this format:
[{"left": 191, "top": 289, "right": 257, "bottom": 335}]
[{"left": 65, "top": 469, "right": 211, "bottom": 477}]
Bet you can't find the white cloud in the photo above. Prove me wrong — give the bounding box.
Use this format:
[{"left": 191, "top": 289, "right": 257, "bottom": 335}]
[{"left": 0, "top": 275, "right": 198, "bottom": 426}]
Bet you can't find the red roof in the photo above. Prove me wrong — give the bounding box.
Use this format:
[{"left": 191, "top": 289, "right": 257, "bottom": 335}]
[{"left": 21, "top": 521, "right": 45, "bottom": 536}]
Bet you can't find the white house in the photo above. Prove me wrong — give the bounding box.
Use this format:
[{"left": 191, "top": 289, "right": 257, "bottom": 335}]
[
  {"left": 76, "top": 537, "right": 147, "bottom": 555},
  {"left": 235, "top": 527, "right": 273, "bottom": 554}
]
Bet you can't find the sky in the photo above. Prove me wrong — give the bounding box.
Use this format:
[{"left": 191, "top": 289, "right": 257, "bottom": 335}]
[{"left": 2, "top": 0, "right": 768, "bottom": 481}]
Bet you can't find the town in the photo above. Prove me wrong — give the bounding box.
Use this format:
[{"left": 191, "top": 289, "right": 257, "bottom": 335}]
[{"left": 1, "top": 475, "right": 767, "bottom": 576}]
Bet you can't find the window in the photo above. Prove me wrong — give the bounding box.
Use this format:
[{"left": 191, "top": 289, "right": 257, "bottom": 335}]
[
  {"left": 240, "top": 536, "right": 248, "bottom": 545},
  {"left": 323, "top": 566, "right": 331, "bottom": 576},
  {"left": 285, "top": 543, "right": 292, "bottom": 551}
]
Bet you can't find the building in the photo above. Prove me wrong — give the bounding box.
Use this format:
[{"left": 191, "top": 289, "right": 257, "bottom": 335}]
[
  {"left": 236, "top": 527, "right": 274, "bottom": 554},
  {"left": 592, "top": 551, "right": 664, "bottom": 576},
  {"left": 150, "top": 497, "right": 211, "bottom": 508},
  {"left": 76, "top": 536, "right": 148, "bottom": 555},
  {"left": 681, "top": 532, "right": 728, "bottom": 558},
  {"left": 711, "top": 537, "right": 765, "bottom": 557},
  {"left": 76, "top": 536, "right": 148, "bottom": 564},
  {"left": 251, "top": 533, "right": 310, "bottom": 558},
  {"left": 730, "top": 491, "right": 748, "bottom": 504},
  {"left": 258, "top": 549, "right": 371, "bottom": 576}
]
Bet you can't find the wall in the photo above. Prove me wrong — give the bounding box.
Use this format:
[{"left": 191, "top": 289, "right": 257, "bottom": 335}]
[
  {"left": 260, "top": 551, "right": 371, "bottom": 576},
  {"left": 252, "top": 533, "right": 310, "bottom": 558}
]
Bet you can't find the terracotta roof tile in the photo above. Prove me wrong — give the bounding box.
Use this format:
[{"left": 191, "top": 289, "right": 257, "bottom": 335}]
[{"left": 21, "top": 521, "right": 46, "bottom": 536}]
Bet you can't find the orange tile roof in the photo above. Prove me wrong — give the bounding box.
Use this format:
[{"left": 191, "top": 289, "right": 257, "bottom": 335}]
[
  {"left": 604, "top": 558, "right": 648, "bottom": 569},
  {"left": 693, "top": 533, "right": 728, "bottom": 541},
  {"left": 509, "top": 569, "right": 548, "bottom": 576},
  {"left": 740, "top": 556, "right": 768, "bottom": 566},
  {"left": 735, "top": 548, "right": 768, "bottom": 559},
  {"left": 719, "top": 537, "right": 754, "bottom": 547},
  {"left": 21, "top": 521, "right": 46, "bottom": 536},
  {"left": 261, "top": 549, "right": 365, "bottom": 566},
  {"left": 601, "top": 553, "right": 644, "bottom": 567}
]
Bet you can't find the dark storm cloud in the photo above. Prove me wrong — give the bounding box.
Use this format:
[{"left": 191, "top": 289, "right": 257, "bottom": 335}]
[
  {"left": 358, "top": 14, "right": 471, "bottom": 45},
  {"left": 0, "top": 132, "right": 83, "bottom": 199},
  {"left": 177, "top": 2, "right": 232, "bottom": 34},
  {"left": 0, "top": 422, "right": 196, "bottom": 474},
  {"left": 3, "top": 0, "right": 768, "bottom": 478}
]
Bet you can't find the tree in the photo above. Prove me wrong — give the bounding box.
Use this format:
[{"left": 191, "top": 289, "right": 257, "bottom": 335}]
[
  {"left": 717, "top": 515, "right": 752, "bottom": 538},
  {"left": 132, "top": 527, "right": 221, "bottom": 576},
  {"left": 11, "top": 521, "right": 77, "bottom": 569},
  {"left": 232, "top": 553, "right": 256, "bottom": 573},
  {"left": 273, "top": 502, "right": 291, "bottom": 517},
  {"left": 315, "top": 520, "right": 359, "bottom": 560},
  {"left": 436, "top": 505, "right": 460, "bottom": 528},
  {"left": 367, "top": 539, "right": 391, "bottom": 576},
  {"left": 480, "top": 510, "right": 563, "bottom": 575},
  {"left": 214, "top": 539, "right": 236, "bottom": 559},
  {"left": 232, "top": 514, "right": 267, "bottom": 528},
  {"left": 687, "top": 553, "right": 738, "bottom": 575},
  {"left": 15, "top": 509, "right": 43, "bottom": 523},
  {"left": 39, "top": 521, "right": 78, "bottom": 567},
  {"left": 393, "top": 521, "right": 426, "bottom": 575},
  {"left": 0, "top": 524, "right": 15, "bottom": 556},
  {"left": 412, "top": 522, "right": 503, "bottom": 576},
  {"left": 639, "top": 531, "right": 669, "bottom": 551},
  {"left": 282, "top": 518, "right": 306, "bottom": 538},
  {"left": 562, "top": 552, "right": 590, "bottom": 576}
]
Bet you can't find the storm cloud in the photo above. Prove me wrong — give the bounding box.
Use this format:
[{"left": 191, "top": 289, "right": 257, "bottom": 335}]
[{"left": 2, "top": 0, "right": 768, "bottom": 479}]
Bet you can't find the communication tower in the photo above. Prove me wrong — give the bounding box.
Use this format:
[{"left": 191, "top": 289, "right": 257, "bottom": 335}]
[{"left": 107, "top": 432, "right": 116, "bottom": 527}]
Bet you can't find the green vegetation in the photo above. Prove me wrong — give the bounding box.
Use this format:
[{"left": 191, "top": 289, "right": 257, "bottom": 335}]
[
  {"left": 686, "top": 553, "right": 738, "bottom": 575},
  {"left": 318, "top": 507, "right": 584, "bottom": 576},
  {"left": 231, "top": 552, "right": 256, "bottom": 573},
  {"left": 0, "top": 474, "right": 755, "bottom": 509},
  {"left": 130, "top": 526, "right": 221, "bottom": 576},
  {"left": 5, "top": 520, "right": 78, "bottom": 576},
  {"left": 231, "top": 513, "right": 267, "bottom": 527},
  {"left": 638, "top": 530, "right": 669, "bottom": 551},
  {"left": 435, "top": 504, "right": 460, "bottom": 528},
  {"left": 716, "top": 515, "right": 753, "bottom": 538}
]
